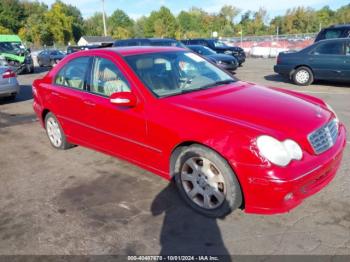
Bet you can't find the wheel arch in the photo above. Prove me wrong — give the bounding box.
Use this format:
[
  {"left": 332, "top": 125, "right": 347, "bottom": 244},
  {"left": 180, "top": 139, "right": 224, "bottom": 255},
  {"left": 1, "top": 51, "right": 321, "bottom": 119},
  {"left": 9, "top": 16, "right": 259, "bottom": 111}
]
[
  {"left": 42, "top": 108, "right": 51, "bottom": 127},
  {"left": 291, "top": 64, "right": 314, "bottom": 76},
  {"left": 169, "top": 141, "right": 246, "bottom": 209}
]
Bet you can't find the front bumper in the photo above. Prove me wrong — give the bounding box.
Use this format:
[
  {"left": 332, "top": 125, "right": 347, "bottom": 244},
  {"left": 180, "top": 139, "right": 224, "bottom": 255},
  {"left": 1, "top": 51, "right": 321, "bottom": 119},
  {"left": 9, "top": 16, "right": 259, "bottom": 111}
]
[
  {"left": 234, "top": 124, "right": 347, "bottom": 215},
  {"left": 235, "top": 54, "right": 245, "bottom": 64},
  {"left": 218, "top": 62, "right": 238, "bottom": 71}
]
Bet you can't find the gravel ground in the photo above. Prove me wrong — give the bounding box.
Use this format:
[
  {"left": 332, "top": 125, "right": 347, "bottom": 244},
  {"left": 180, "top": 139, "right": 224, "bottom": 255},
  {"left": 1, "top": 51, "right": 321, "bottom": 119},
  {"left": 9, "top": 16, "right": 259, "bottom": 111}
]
[{"left": 0, "top": 59, "right": 349, "bottom": 255}]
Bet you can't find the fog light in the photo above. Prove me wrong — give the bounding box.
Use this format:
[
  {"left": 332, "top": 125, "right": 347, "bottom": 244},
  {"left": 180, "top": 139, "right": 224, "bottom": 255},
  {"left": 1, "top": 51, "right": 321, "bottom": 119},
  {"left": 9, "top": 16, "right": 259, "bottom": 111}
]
[{"left": 284, "top": 193, "right": 294, "bottom": 201}]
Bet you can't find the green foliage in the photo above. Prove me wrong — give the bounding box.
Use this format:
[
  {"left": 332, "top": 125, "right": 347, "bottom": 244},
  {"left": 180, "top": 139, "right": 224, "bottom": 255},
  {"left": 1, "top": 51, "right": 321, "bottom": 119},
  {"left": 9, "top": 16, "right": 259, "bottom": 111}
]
[
  {"left": 144, "top": 6, "right": 177, "bottom": 38},
  {"left": 0, "top": 0, "right": 24, "bottom": 33},
  {"left": 0, "top": 25, "right": 12, "bottom": 34},
  {"left": 108, "top": 9, "right": 134, "bottom": 39},
  {"left": 0, "top": 1, "right": 349, "bottom": 47},
  {"left": 84, "top": 12, "right": 105, "bottom": 36}
]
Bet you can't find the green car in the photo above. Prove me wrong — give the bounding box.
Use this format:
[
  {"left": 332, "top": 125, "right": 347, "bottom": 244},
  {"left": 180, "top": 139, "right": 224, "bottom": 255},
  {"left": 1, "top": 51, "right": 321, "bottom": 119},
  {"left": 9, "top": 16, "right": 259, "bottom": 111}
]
[{"left": 0, "top": 35, "right": 34, "bottom": 74}]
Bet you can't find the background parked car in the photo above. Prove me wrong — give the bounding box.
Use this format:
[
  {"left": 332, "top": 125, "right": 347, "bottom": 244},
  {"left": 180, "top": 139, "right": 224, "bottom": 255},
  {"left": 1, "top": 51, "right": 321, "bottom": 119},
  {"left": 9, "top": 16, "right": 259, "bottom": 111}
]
[
  {"left": 37, "top": 49, "right": 66, "bottom": 67},
  {"left": 66, "top": 44, "right": 111, "bottom": 54},
  {"left": 315, "top": 24, "right": 350, "bottom": 42},
  {"left": 0, "top": 66, "right": 19, "bottom": 100},
  {"left": 0, "top": 34, "right": 34, "bottom": 74},
  {"left": 181, "top": 38, "right": 246, "bottom": 66},
  {"left": 274, "top": 38, "right": 350, "bottom": 86},
  {"left": 187, "top": 45, "right": 238, "bottom": 71},
  {"left": 113, "top": 38, "right": 186, "bottom": 48}
]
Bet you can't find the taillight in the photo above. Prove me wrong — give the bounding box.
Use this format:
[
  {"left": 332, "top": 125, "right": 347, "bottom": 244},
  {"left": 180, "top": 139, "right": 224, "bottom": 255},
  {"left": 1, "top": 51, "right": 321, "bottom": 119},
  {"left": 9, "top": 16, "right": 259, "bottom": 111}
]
[
  {"left": 2, "top": 69, "right": 16, "bottom": 79},
  {"left": 276, "top": 55, "right": 281, "bottom": 64}
]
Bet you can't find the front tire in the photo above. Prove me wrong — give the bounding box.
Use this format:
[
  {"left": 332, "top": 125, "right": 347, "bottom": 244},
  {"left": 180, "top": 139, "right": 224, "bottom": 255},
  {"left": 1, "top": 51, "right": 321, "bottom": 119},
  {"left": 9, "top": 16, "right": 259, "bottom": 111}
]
[
  {"left": 45, "top": 112, "right": 72, "bottom": 150},
  {"left": 292, "top": 66, "right": 314, "bottom": 86},
  {"left": 6, "top": 93, "right": 16, "bottom": 101},
  {"left": 174, "top": 144, "right": 242, "bottom": 217}
]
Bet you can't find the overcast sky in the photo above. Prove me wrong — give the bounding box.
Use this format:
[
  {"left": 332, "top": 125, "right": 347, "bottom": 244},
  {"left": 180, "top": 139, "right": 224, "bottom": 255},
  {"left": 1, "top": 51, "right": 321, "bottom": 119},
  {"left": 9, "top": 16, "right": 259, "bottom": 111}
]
[{"left": 41, "top": 0, "right": 348, "bottom": 20}]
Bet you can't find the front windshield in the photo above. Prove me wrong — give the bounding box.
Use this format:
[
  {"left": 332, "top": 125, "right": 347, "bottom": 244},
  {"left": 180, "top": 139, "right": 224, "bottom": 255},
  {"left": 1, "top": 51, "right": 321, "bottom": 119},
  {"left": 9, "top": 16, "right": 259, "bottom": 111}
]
[
  {"left": 193, "top": 46, "right": 216, "bottom": 56},
  {"left": 213, "top": 40, "right": 228, "bottom": 48},
  {"left": 125, "top": 51, "right": 236, "bottom": 98},
  {"left": 0, "top": 42, "right": 23, "bottom": 55}
]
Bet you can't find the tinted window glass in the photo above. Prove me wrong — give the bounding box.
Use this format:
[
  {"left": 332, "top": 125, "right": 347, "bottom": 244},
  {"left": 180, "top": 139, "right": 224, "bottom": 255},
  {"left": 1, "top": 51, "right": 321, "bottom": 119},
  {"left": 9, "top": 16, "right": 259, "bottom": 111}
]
[
  {"left": 191, "top": 46, "right": 216, "bottom": 55},
  {"left": 90, "top": 57, "right": 130, "bottom": 96},
  {"left": 346, "top": 41, "right": 350, "bottom": 55},
  {"left": 314, "top": 42, "right": 344, "bottom": 55},
  {"left": 324, "top": 29, "right": 343, "bottom": 39},
  {"left": 51, "top": 50, "right": 63, "bottom": 55},
  {"left": 189, "top": 40, "right": 199, "bottom": 45},
  {"left": 54, "top": 57, "right": 90, "bottom": 89},
  {"left": 345, "top": 29, "right": 350, "bottom": 38}
]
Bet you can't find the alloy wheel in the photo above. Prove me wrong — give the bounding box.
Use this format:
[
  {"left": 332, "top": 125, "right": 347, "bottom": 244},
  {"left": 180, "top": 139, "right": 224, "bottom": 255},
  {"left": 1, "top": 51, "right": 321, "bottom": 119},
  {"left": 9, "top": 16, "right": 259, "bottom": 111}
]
[
  {"left": 46, "top": 117, "right": 62, "bottom": 147},
  {"left": 180, "top": 157, "right": 226, "bottom": 209}
]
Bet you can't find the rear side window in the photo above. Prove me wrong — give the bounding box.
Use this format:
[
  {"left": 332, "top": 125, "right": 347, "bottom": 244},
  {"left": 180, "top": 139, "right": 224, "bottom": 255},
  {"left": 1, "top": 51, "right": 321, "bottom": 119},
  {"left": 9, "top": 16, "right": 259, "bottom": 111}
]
[
  {"left": 54, "top": 56, "right": 91, "bottom": 90},
  {"left": 314, "top": 42, "right": 345, "bottom": 55},
  {"left": 325, "top": 29, "right": 343, "bottom": 39},
  {"left": 346, "top": 41, "right": 350, "bottom": 55},
  {"left": 90, "top": 57, "right": 130, "bottom": 97}
]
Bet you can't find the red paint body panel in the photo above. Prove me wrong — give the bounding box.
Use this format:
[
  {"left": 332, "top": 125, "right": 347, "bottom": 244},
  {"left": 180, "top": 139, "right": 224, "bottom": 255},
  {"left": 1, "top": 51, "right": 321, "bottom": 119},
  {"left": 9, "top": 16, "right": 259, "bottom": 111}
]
[{"left": 32, "top": 47, "right": 347, "bottom": 214}]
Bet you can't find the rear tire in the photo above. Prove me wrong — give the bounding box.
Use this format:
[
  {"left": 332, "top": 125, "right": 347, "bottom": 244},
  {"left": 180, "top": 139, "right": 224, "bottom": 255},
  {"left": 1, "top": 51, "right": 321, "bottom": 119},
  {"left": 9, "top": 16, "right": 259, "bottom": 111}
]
[
  {"left": 292, "top": 66, "right": 314, "bottom": 86},
  {"left": 45, "top": 112, "right": 73, "bottom": 150},
  {"left": 7, "top": 93, "right": 16, "bottom": 101},
  {"left": 173, "top": 144, "right": 242, "bottom": 218}
]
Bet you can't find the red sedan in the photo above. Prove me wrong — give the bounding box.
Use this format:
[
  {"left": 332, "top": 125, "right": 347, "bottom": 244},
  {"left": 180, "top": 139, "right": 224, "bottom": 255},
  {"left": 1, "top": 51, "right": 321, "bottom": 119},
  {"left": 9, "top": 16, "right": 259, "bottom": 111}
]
[{"left": 32, "top": 47, "right": 347, "bottom": 217}]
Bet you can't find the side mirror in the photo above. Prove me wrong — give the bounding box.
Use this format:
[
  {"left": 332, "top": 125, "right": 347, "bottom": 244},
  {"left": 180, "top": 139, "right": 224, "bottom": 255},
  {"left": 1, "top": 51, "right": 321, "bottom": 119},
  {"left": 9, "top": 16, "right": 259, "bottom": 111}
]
[{"left": 110, "top": 92, "right": 137, "bottom": 107}]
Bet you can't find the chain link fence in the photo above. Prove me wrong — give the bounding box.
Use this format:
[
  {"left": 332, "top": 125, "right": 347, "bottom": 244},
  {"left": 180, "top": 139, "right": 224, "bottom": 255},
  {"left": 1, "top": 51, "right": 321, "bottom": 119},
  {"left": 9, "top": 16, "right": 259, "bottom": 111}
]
[{"left": 222, "top": 33, "right": 317, "bottom": 58}]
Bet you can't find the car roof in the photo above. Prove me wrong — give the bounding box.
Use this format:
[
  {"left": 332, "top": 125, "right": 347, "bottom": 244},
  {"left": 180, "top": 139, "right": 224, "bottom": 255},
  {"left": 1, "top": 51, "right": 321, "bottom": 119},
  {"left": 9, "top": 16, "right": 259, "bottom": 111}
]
[
  {"left": 317, "top": 38, "right": 349, "bottom": 43},
  {"left": 79, "top": 46, "right": 186, "bottom": 57},
  {"left": 325, "top": 24, "right": 350, "bottom": 29},
  {"left": 115, "top": 38, "right": 178, "bottom": 42},
  {"left": 184, "top": 38, "right": 215, "bottom": 41}
]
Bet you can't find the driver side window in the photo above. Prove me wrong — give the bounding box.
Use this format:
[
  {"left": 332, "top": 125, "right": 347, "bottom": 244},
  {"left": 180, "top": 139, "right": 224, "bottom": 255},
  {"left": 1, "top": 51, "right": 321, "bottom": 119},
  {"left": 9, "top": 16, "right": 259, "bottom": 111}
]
[{"left": 90, "top": 57, "right": 131, "bottom": 97}]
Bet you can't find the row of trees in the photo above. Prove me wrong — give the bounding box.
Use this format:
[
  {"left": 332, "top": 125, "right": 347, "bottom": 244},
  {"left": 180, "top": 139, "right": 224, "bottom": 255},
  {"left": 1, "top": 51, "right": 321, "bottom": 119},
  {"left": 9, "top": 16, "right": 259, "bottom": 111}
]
[{"left": 0, "top": 0, "right": 349, "bottom": 46}]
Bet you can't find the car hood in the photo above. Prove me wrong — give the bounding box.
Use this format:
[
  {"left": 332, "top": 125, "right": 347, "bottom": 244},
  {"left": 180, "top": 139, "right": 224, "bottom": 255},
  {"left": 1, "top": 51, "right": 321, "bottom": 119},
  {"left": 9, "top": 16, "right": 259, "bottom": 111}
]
[
  {"left": 216, "top": 46, "right": 243, "bottom": 52},
  {"left": 166, "top": 81, "right": 332, "bottom": 141},
  {"left": 207, "top": 54, "right": 236, "bottom": 62}
]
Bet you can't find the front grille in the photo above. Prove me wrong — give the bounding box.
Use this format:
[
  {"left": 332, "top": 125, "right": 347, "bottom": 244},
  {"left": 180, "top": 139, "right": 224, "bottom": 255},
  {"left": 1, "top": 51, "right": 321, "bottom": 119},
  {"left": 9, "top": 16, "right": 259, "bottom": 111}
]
[{"left": 308, "top": 119, "right": 338, "bottom": 154}]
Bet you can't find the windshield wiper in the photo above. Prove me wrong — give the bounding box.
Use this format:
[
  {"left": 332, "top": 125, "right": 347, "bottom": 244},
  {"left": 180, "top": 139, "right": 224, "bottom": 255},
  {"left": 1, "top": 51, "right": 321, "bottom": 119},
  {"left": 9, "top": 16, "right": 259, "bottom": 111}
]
[
  {"left": 160, "top": 79, "right": 235, "bottom": 98},
  {"left": 177, "top": 79, "right": 235, "bottom": 95},
  {"left": 197, "top": 79, "right": 235, "bottom": 90}
]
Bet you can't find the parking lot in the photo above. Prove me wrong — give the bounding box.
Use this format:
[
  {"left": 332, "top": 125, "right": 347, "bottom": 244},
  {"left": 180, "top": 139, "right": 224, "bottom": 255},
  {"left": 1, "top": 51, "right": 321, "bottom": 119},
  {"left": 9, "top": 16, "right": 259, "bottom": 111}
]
[{"left": 0, "top": 58, "right": 349, "bottom": 255}]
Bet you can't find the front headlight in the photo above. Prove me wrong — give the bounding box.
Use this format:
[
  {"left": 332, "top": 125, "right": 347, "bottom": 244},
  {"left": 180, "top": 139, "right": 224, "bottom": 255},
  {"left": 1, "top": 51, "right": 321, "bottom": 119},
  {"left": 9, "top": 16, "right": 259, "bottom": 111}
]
[
  {"left": 224, "top": 50, "right": 233, "bottom": 55},
  {"left": 256, "top": 135, "right": 303, "bottom": 167}
]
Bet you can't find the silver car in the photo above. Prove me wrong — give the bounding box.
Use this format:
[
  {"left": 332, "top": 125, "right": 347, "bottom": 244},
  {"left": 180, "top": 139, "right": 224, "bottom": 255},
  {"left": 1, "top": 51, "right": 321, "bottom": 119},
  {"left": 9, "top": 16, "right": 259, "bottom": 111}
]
[{"left": 0, "top": 66, "right": 20, "bottom": 100}]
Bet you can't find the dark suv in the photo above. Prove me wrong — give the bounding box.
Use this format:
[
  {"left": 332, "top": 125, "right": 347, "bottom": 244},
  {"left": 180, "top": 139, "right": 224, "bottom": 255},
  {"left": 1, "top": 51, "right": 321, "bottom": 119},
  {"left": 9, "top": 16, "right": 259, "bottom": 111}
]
[
  {"left": 315, "top": 24, "right": 350, "bottom": 42},
  {"left": 181, "top": 38, "right": 245, "bottom": 66},
  {"left": 113, "top": 38, "right": 186, "bottom": 48}
]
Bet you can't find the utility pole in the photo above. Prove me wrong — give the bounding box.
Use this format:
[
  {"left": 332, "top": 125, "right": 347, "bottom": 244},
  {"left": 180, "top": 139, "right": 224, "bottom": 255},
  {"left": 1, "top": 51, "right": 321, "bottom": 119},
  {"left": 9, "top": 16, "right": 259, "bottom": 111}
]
[
  {"left": 102, "top": 0, "right": 107, "bottom": 36},
  {"left": 240, "top": 26, "right": 243, "bottom": 48}
]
